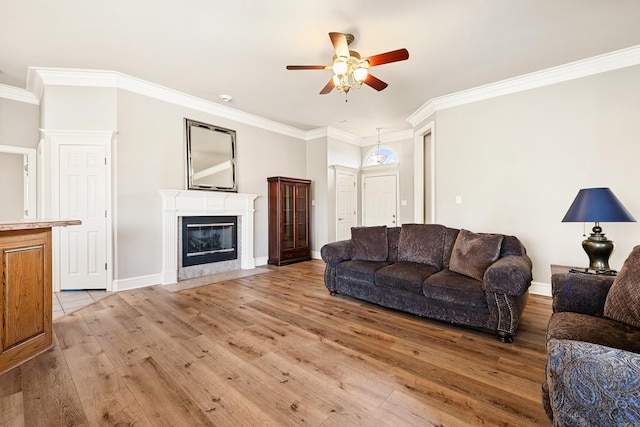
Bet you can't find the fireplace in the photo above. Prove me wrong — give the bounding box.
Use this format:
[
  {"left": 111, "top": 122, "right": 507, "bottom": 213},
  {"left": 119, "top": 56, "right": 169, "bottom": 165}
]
[
  {"left": 159, "top": 189, "right": 259, "bottom": 285},
  {"left": 181, "top": 216, "right": 237, "bottom": 267}
]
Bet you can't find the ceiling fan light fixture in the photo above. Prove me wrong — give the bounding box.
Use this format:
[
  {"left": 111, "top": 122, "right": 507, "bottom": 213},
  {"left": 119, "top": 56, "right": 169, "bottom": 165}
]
[
  {"left": 286, "top": 32, "right": 409, "bottom": 99},
  {"left": 353, "top": 66, "right": 368, "bottom": 83},
  {"left": 332, "top": 58, "right": 348, "bottom": 76}
]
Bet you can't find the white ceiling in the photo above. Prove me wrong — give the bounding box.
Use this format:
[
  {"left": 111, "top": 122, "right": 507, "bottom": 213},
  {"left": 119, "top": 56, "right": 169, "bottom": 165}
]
[{"left": 2, "top": 0, "right": 640, "bottom": 137}]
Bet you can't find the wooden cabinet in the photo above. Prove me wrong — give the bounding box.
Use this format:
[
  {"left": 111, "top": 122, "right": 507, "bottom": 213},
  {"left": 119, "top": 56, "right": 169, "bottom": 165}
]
[
  {"left": 0, "top": 220, "right": 80, "bottom": 375},
  {"left": 268, "top": 177, "right": 311, "bottom": 266}
]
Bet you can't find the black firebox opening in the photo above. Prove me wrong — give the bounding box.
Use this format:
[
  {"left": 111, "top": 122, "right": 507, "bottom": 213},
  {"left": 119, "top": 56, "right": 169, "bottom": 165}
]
[{"left": 181, "top": 216, "right": 237, "bottom": 267}]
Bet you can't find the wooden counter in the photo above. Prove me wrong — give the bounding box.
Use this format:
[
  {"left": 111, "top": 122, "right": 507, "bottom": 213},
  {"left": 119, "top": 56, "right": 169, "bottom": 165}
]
[{"left": 0, "top": 219, "right": 81, "bottom": 375}]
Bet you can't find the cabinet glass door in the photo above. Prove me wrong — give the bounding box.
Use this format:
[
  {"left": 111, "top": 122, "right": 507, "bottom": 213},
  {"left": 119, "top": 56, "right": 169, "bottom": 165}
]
[
  {"left": 283, "top": 184, "right": 294, "bottom": 249},
  {"left": 296, "top": 184, "right": 308, "bottom": 248}
]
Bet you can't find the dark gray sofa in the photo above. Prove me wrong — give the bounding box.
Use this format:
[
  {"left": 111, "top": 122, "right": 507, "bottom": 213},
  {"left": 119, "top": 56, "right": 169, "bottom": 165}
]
[
  {"left": 542, "top": 246, "right": 640, "bottom": 426},
  {"left": 320, "top": 224, "right": 533, "bottom": 342}
]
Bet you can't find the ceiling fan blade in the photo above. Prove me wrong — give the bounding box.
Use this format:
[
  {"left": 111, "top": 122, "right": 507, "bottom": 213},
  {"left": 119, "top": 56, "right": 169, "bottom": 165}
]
[
  {"left": 286, "top": 65, "right": 328, "bottom": 70},
  {"left": 364, "top": 48, "right": 409, "bottom": 67},
  {"left": 329, "top": 32, "right": 349, "bottom": 58},
  {"left": 364, "top": 74, "right": 388, "bottom": 91},
  {"left": 319, "top": 79, "right": 335, "bottom": 94}
]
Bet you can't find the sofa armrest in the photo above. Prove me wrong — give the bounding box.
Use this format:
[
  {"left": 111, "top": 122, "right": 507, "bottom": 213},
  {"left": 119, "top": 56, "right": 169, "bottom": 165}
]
[
  {"left": 546, "top": 338, "right": 640, "bottom": 426},
  {"left": 483, "top": 255, "right": 532, "bottom": 295},
  {"left": 320, "top": 240, "right": 352, "bottom": 265},
  {"left": 552, "top": 273, "right": 614, "bottom": 315}
]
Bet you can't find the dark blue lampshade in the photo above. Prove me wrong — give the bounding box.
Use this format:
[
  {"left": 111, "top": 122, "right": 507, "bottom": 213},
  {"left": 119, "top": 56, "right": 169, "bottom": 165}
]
[{"left": 562, "top": 188, "right": 636, "bottom": 223}]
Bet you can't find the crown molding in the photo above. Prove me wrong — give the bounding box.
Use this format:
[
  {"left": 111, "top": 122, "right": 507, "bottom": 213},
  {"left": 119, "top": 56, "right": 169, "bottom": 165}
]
[
  {"left": 306, "top": 126, "right": 412, "bottom": 146},
  {"left": 27, "top": 67, "right": 308, "bottom": 140},
  {"left": 304, "top": 126, "right": 362, "bottom": 145},
  {"left": 327, "top": 127, "right": 362, "bottom": 145},
  {"left": 407, "top": 44, "right": 640, "bottom": 127},
  {"left": 0, "top": 83, "right": 38, "bottom": 104}
]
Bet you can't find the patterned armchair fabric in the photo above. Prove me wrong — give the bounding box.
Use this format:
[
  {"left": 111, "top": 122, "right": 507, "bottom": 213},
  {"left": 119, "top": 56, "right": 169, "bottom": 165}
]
[
  {"left": 546, "top": 339, "right": 640, "bottom": 426},
  {"left": 543, "top": 270, "right": 640, "bottom": 426},
  {"left": 321, "top": 224, "right": 532, "bottom": 342}
]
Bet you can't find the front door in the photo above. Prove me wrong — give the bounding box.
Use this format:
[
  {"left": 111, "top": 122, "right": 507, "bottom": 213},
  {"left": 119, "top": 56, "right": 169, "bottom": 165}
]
[
  {"left": 363, "top": 174, "right": 398, "bottom": 227},
  {"left": 58, "top": 145, "right": 108, "bottom": 290}
]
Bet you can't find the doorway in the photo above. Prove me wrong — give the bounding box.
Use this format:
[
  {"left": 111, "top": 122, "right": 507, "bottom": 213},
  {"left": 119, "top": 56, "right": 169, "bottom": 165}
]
[
  {"left": 0, "top": 145, "right": 36, "bottom": 220},
  {"left": 362, "top": 173, "right": 398, "bottom": 227},
  {"left": 40, "top": 130, "right": 113, "bottom": 292},
  {"left": 334, "top": 167, "right": 358, "bottom": 240},
  {"left": 58, "top": 144, "right": 108, "bottom": 290}
]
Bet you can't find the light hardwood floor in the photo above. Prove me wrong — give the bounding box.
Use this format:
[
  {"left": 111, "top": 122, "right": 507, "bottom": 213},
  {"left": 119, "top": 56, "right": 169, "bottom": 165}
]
[{"left": 0, "top": 260, "right": 552, "bottom": 426}]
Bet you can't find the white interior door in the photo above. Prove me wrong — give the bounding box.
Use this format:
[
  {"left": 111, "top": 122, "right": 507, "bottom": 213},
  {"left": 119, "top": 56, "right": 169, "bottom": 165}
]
[
  {"left": 363, "top": 174, "right": 398, "bottom": 227},
  {"left": 336, "top": 171, "right": 357, "bottom": 240},
  {"left": 59, "top": 145, "right": 108, "bottom": 290}
]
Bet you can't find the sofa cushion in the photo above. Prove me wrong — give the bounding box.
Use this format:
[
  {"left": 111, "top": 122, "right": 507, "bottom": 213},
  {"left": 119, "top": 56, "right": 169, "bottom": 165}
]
[
  {"left": 423, "top": 269, "right": 487, "bottom": 308},
  {"left": 604, "top": 245, "right": 640, "bottom": 329},
  {"left": 398, "top": 224, "right": 446, "bottom": 268},
  {"left": 336, "top": 260, "right": 392, "bottom": 283},
  {"left": 449, "top": 229, "right": 503, "bottom": 281},
  {"left": 351, "top": 226, "right": 388, "bottom": 261},
  {"left": 442, "top": 227, "right": 460, "bottom": 269},
  {"left": 387, "top": 227, "right": 401, "bottom": 262},
  {"left": 375, "top": 262, "right": 440, "bottom": 295}
]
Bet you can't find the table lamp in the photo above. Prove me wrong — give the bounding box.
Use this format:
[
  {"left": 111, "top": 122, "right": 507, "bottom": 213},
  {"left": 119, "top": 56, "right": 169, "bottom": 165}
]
[{"left": 562, "top": 187, "right": 635, "bottom": 272}]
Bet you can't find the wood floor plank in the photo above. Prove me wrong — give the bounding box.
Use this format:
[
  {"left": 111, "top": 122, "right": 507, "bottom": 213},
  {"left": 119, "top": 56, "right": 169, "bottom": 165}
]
[
  {"left": 0, "top": 260, "right": 553, "bottom": 426},
  {"left": 0, "top": 391, "right": 24, "bottom": 427},
  {"left": 17, "top": 331, "right": 89, "bottom": 427},
  {"left": 53, "top": 312, "right": 153, "bottom": 426}
]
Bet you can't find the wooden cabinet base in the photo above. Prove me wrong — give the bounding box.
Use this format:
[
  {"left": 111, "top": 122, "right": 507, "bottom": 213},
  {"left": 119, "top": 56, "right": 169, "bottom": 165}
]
[{"left": 0, "top": 228, "right": 53, "bottom": 375}]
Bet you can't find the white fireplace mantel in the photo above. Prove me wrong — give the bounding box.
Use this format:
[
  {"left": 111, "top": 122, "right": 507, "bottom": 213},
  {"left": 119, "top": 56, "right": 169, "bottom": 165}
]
[{"left": 159, "top": 189, "right": 259, "bottom": 285}]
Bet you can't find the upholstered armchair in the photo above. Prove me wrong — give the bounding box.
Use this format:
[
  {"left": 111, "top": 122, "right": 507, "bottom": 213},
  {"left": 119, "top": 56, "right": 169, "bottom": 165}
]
[{"left": 542, "top": 246, "right": 640, "bottom": 426}]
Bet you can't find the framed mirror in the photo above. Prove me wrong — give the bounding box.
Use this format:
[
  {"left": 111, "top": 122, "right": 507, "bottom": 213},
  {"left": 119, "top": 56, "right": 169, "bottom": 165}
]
[{"left": 185, "top": 118, "right": 237, "bottom": 192}]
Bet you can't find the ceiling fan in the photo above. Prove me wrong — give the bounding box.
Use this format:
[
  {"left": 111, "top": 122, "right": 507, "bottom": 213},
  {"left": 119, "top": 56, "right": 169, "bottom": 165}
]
[{"left": 286, "top": 32, "right": 409, "bottom": 99}]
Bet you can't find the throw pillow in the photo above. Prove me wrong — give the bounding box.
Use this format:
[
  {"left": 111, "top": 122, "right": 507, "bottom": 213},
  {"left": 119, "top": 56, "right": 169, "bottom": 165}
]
[
  {"left": 398, "top": 224, "right": 446, "bottom": 268},
  {"left": 449, "top": 229, "right": 503, "bottom": 281},
  {"left": 351, "top": 226, "right": 388, "bottom": 261},
  {"left": 604, "top": 245, "right": 640, "bottom": 329}
]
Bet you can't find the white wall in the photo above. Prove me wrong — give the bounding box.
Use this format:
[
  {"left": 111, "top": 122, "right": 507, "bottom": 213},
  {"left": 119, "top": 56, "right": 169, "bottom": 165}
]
[
  {"left": 0, "top": 98, "right": 39, "bottom": 221},
  {"left": 41, "top": 86, "right": 117, "bottom": 129},
  {"left": 0, "top": 153, "right": 24, "bottom": 220},
  {"left": 0, "top": 98, "right": 40, "bottom": 148},
  {"left": 306, "top": 136, "right": 329, "bottom": 254},
  {"left": 115, "top": 90, "right": 306, "bottom": 279},
  {"left": 426, "top": 65, "right": 640, "bottom": 291}
]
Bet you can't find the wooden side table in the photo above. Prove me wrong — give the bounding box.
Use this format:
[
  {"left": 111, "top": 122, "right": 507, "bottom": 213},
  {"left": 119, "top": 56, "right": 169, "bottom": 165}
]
[{"left": 551, "top": 264, "right": 617, "bottom": 277}]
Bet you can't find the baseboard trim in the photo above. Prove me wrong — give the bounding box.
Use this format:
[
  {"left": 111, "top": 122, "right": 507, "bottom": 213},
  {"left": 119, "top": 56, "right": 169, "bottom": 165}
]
[
  {"left": 529, "top": 281, "right": 551, "bottom": 297},
  {"left": 112, "top": 274, "right": 162, "bottom": 292}
]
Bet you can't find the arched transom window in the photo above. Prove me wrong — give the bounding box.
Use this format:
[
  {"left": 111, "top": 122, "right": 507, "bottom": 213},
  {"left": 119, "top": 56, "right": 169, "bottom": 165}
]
[{"left": 364, "top": 146, "right": 398, "bottom": 166}]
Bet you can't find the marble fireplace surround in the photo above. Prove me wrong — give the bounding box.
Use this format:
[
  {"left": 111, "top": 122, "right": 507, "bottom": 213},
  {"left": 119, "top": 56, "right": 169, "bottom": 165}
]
[{"left": 159, "top": 190, "right": 259, "bottom": 285}]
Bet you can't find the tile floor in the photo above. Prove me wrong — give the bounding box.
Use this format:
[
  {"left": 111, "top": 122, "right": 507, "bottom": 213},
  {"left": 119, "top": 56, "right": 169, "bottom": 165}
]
[{"left": 53, "top": 290, "right": 111, "bottom": 320}]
